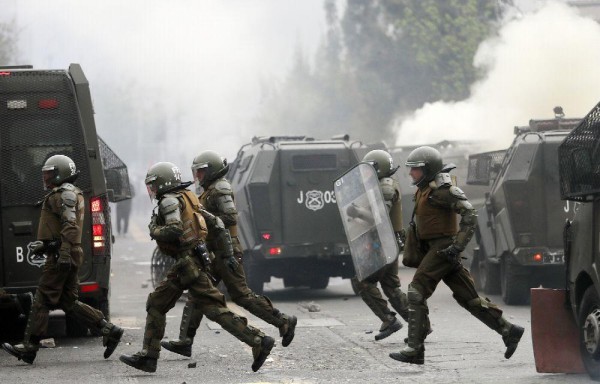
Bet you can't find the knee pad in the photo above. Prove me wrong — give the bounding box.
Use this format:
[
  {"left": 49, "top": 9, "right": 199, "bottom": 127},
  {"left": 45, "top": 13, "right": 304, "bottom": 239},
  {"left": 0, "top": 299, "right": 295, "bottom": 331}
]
[{"left": 407, "top": 284, "right": 425, "bottom": 305}]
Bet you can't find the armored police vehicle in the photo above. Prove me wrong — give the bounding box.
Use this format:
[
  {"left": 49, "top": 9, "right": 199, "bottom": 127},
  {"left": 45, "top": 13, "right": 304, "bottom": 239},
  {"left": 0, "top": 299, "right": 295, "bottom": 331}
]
[
  {"left": 553, "top": 101, "right": 600, "bottom": 379},
  {"left": 227, "top": 135, "right": 384, "bottom": 294},
  {"left": 0, "top": 64, "right": 131, "bottom": 336},
  {"left": 466, "top": 108, "right": 581, "bottom": 304}
]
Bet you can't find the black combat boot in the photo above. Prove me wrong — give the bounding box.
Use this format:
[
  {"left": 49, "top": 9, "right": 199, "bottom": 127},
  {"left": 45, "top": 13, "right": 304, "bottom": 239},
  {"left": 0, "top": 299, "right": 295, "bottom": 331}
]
[
  {"left": 279, "top": 315, "right": 297, "bottom": 347},
  {"left": 375, "top": 314, "right": 402, "bottom": 341},
  {"left": 390, "top": 292, "right": 427, "bottom": 365},
  {"left": 1, "top": 335, "right": 40, "bottom": 365},
  {"left": 252, "top": 336, "right": 275, "bottom": 372},
  {"left": 389, "top": 346, "right": 425, "bottom": 365},
  {"left": 119, "top": 351, "right": 158, "bottom": 373},
  {"left": 160, "top": 339, "right": 192, "bottom": 357},
  {"left": 503, "top": 324, "right": 524, "bottom": 359},
  {"left": 98, "top": 320, "right": 124, "bottom": 358}
]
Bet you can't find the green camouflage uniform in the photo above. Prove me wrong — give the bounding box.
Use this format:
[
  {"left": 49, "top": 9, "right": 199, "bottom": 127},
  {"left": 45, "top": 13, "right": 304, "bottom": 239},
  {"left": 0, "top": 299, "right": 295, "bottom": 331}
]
[
  {"left": 166, "top": 177, "right": 295, "bottom": 350},
  {"left": 140, "top": 189, "right": 265, "bottom": 359},
  {"left": 390, "top": 175, "right": 522, "bottom": 364},
  {"left": 1, "top": 182, "right": 122, "bottom": 364}
]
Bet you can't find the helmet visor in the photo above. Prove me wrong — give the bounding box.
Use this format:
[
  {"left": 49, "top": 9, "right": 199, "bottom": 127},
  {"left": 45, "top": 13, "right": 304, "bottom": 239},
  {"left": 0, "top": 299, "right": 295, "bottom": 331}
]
[
  {"left": 405, "top": 160, "right": 426, "bottom": 168},
  {"left": 146, "top": 183, "right": 158, "bottom": 202},
  {"left": 145, "top": 174, "right": 158, "bottom": 201},
  {"left": 191, "top": 163, "right": 209, "bottom": 189},
  {"left": 42, "top": 169, "right": 56, "bottom": 189}
]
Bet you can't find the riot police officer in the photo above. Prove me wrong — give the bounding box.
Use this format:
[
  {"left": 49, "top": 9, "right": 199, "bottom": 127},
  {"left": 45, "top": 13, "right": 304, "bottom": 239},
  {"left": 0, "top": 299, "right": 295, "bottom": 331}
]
[
  {"left": 350, "top": 150, "right": 412, "bottom": 341},
  {"left": 119, "top": 162, "right": 274, "bottom": 373},
  {"left": 1, "top": 155, "right": 123, "bottom": 364},
  {"left": 161, "top": 151, "right": 297, "bottom": 358},
  {"left": 389, "top": 146, "right": 524, "bottom": 365}
]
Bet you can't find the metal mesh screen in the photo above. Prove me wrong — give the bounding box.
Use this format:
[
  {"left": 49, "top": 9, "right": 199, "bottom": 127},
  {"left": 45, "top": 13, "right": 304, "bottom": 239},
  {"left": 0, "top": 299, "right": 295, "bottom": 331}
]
[
  {"left": 466, "top": 150, "right": 506, "bottom": 186},
  {"left": 558, "top": 101, "right": 600, "bottom": 201},
  {"left": 0, "top": 70, "right": 91, "bottom": 207},
  {"left": 98, "top": 136, "right": 131, "bottom": 202}
]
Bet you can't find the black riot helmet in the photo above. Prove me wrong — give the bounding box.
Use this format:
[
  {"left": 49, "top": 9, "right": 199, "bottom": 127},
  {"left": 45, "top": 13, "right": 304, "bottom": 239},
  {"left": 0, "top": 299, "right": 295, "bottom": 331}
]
[
  {"left": 42, "top": 154, "right": 79, "bottom": 189},
  {"left": 145, "top": 162, "right": 184, "bottom": 201},
  {"left": 191, "top": 150, "right": 229, "bottom": 188},
  {"left": 362, "top": 149, "right": 397, "bottom": 179},
  {"left": 405, "top": 146, "right": 443, "bottom": 187}
]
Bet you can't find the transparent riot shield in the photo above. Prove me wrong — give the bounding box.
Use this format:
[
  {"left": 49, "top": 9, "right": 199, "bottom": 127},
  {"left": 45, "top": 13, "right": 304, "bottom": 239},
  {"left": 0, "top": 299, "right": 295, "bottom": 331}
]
[{"left": 334, "top": 162, "right": 399, "bottom": 281}]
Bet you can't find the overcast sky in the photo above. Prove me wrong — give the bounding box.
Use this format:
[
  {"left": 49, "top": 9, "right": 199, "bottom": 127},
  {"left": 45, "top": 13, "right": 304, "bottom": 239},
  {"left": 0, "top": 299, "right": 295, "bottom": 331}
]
[{"left": 0, "top": 0, "right": 329, "bottom": 171}]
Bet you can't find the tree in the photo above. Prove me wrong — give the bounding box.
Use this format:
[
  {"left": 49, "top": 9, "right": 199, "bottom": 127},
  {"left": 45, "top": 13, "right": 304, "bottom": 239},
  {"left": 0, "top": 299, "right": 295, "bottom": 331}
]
[
  {"left": 253, "top": 0, "right": 502, "bottom": 144},
  {"left": 0, "top": 20, "right": 18, "bottom": 65},
  {"left": 383, "top": 0, "right": 498, "bottom": 102}
]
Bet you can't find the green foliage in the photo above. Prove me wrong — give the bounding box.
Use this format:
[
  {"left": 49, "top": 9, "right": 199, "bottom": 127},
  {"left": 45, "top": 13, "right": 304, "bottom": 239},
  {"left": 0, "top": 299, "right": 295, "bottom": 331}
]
[
  {"left": 253, "top": 0, "right": 501, "bottom": 144},
  {"left": 387, "top": 0, "right": 497, "bottom": 101},
  {"left": 0, "top": 20, "right": 18, "bottom": 66}
]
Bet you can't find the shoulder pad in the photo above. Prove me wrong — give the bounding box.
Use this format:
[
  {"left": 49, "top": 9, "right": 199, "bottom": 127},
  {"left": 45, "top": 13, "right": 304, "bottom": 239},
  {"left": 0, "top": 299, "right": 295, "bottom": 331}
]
[
  {"left": 159, "top": 195, "right": 180, "bottom": 214},
  {"left": 60, "top": 189, "right": 78, "bottom": 207},
  {"left": 213, "top": 179, "right": 233, "bottom": 195},
  {"left": 431, "top": 173, "right": 453, "bottom": 189},
  {"left": 379, "top": 177, "right": 398, "bottom": 201},
  {"left": 449, "top": 186, "right": 467, "bottom": 200}
]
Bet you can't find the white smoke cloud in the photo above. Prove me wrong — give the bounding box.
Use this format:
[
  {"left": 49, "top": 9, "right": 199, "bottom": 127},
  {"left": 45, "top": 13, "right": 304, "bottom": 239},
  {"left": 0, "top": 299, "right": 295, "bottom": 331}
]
[
  {"left": 395, "top": 1, "right": 600, "bottom": 150},
  {"left": 0, "top": 0, "right": 325, "bottom": 173}
]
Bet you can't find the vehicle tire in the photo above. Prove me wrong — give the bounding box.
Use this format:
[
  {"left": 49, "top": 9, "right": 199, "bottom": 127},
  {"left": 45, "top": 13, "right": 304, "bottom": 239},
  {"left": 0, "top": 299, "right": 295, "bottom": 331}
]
[
  {"left": 244, "top": 252, "right": 264, "bottom": 295},
  {"left": 579, "top": 286, "right": 600, "bottom": 380},
  {"left": 500, "top": 256, "right": 529, "bottom": 305},
  {"left": 66, "top": 313, "right": 89, "bottom": 337},
  {"left": 480, "top": 258, "right": 501, "bottom": 295},
  {"left": 283, "top": 276, "right": 302, "bottom": 288},
  {"left": 151, "top": 247, "right": 175, "bottom": 288},
  {"left": 469, "top": 249, "right": 483, "bottom": 291},
  {"left": 309, "top": 276, "right": 329, "bottom": 290},
  {"left": 350, "top": 278, "right": 360, "bottom": 296}
]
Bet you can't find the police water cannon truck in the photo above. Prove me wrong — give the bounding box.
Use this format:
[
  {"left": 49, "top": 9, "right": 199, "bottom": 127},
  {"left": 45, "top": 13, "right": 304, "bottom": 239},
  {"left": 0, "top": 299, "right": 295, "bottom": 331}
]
[{"left": 227, "top": 135, "right": 385, "bottom": 294}]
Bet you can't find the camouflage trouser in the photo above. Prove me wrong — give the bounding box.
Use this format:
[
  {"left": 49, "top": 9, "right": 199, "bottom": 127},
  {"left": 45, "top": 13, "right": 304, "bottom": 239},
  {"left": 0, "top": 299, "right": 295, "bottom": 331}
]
[
  {"left": 352, "top": 258, "right": 408, "bottom": 322},
  {"left": 27, "top": 255, "right": 104, "bottom": 340},
  {"left": 143, "top": 254, "right": 264, "bottom": 358},
  {"left": 177, "top": 253, "right": 285, "bottom": 344},
  {"left": 409, "top": 237, "right": 505, "bottom": 340}
]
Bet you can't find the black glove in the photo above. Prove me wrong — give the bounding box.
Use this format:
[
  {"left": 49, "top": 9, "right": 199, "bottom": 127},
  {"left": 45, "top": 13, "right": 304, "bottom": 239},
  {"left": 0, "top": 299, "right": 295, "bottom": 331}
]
[
  {"left": 438, "top": 244, "right": 462, "bottom": 264},
  {"left": 225, "top": 255, "right": 239, "bottom": 273},
  {"left": 31, "top": 241, "right": 46, "bottom": 256},
  {"left": 57, "top": 249, "right": 72, "bottom": 272}
]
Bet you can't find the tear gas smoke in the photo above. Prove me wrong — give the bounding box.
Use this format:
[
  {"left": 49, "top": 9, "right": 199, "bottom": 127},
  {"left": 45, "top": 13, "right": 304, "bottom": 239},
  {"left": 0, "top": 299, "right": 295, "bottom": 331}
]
[
  {"left": 395, "top": 1, "right": 600, "bottom": 150},
  {"left": 0, "top": 0, "right": 325, "bottom": 177}
]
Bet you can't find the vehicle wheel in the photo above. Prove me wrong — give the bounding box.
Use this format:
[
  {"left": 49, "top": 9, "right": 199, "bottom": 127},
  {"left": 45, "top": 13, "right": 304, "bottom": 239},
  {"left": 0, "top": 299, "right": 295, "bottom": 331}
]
[
  {"left": 309, "top": 276, "right": 329, "bottom": 290},
  {"left": 500, "top": 256, "right": 529, "bottom": 305},
  {"left": 283, "top": 276, "right": 302, "bottom": 288},
  {"left": 579, "top": 286, "right": 600, "bottom": 380},
  {"left": 66, "top": 313, "right": 89, "bottom": 337},
  {"left": 244, "top": 252, "right": 264, "bottom": 295},
  {"left": 151, "top": 247, "right": 175, "bottom": 288},
  {"left": 480, "top": 258, "right": 501, "bottom": 295},
  {"left": 350, "top": 278, "right": 360, "bottom": 296}
]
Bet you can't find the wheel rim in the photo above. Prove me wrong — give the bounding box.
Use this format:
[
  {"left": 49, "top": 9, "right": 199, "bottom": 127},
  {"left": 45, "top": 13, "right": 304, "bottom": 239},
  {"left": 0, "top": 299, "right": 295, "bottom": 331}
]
[{"left": 583, "top": 308, "right": 600, "bottom": 356}]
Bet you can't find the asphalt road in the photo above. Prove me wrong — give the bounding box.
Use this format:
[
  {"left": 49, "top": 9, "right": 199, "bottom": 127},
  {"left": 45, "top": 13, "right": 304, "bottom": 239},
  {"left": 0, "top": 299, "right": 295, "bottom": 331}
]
[{"left": 0, "top": 213, "right": 593, "bottom": 383}]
